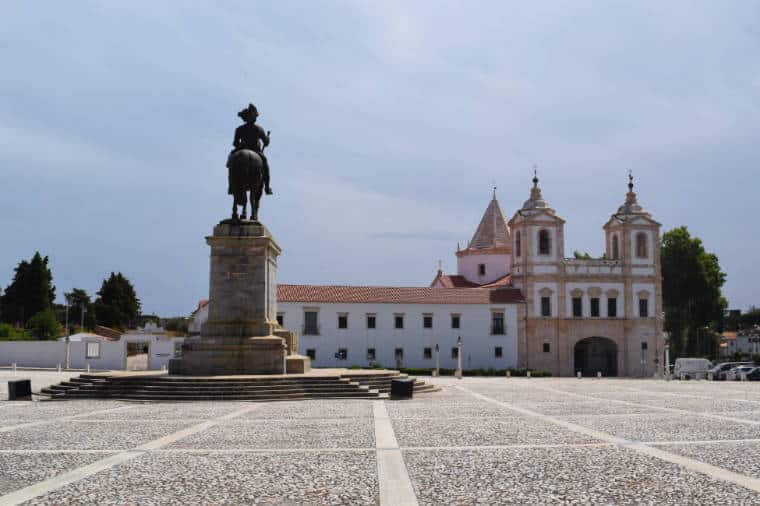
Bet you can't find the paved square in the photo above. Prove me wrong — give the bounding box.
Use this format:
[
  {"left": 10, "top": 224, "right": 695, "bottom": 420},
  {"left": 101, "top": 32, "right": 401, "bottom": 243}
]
[{"left": 1, "top": 375, "right": 760, "bottom": 504}]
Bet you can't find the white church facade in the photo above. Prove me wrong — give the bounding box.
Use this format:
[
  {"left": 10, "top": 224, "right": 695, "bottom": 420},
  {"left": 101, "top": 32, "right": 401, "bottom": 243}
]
[{"left": 192, "top": 175, "right": 664, "bottom": 377}]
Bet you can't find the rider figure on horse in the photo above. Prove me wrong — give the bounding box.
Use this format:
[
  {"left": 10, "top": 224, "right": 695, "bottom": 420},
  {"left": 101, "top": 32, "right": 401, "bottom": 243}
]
[{"left": 232, "top": 103, "right": 273, "bottom": 195}]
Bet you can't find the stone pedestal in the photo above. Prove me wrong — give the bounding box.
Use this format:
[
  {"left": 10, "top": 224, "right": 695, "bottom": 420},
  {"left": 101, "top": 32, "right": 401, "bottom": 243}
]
[{"left": 170, "top": 220, "right": 289, "bottom": 375}]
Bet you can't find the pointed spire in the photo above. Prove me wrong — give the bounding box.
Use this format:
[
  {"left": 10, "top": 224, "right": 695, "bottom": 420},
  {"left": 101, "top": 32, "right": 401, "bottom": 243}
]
[
  {"left": 467, "top": 193, "right": 510, "bottom": 249},
  {"left": 437, "top": 259, "right": 443, "bottom": 277}
]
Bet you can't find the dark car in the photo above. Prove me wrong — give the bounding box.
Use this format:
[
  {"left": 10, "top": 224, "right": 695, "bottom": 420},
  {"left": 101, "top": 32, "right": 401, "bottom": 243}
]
[{"left": 746, "top": 367, "right": 760, "bottom": 381}]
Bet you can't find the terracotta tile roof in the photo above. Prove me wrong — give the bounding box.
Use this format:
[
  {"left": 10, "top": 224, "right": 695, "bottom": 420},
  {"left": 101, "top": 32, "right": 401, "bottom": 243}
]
[
  {"left": 480, "top": 274, "right": 512, "bottom": 288},
  {"left": 432, "top": 275, "right": 480, "bottom": 288},
  {"left": 277, "top": 284, "right": 524, "bottom": 305}
]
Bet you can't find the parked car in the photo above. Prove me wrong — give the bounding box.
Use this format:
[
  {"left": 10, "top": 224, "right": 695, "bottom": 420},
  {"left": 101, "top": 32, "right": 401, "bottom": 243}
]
[
  {"left": 674, "top": 358, "right": 712, "bottom": 380},
  {"left": 725, "top": 365, "right": 756, "bottom": 381},
  {"left": 746, "top": 368, "right": 760, "bottom": 381},
  {"left": 709, "top": 362, "right": 753, "bottom": 381}
]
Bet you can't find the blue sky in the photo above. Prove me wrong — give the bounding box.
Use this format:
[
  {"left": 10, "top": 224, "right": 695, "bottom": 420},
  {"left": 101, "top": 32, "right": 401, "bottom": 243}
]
[{"left": 1, "top": 1, "right": 758, "bottom": 315}]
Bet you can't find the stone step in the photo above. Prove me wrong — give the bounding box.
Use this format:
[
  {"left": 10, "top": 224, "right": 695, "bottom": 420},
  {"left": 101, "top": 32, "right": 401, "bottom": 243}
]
[
  {"left": 60, "top": 391, "right": 381, "bottom": 401},
  {"left": 71, "top": 381, "right": 367, "bottom": 391}
]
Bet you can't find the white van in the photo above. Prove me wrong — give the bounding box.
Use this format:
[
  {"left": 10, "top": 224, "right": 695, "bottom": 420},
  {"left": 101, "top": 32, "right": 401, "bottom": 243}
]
[{"left": 674, "top": 358, "right": 712, "bottom": 380}]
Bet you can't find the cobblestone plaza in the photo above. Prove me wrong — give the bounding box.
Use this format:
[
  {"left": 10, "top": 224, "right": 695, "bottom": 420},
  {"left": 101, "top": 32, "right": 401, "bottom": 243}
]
[{"left": 2, "top": 373, "right": 760, "bottom": 504}]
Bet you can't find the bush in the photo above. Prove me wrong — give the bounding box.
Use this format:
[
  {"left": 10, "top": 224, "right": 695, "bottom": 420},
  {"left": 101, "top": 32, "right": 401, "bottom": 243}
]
[
  {"left": 26, "top": 309, "right": 61, "bottom": 340},
  {"left": 0, "top": 323, "right": 31, "bottom": 340},
  {"left": 753, "top": 353, "right": 760, "bottom": 365}
]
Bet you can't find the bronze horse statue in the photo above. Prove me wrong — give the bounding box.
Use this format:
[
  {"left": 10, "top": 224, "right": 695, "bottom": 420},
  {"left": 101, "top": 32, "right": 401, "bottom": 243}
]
[
  {"left": 228, "top": 146, "right": 265, "bottom": 221},
  {"left": 227, "top": 103, "right": 273, "bottom": 222}
]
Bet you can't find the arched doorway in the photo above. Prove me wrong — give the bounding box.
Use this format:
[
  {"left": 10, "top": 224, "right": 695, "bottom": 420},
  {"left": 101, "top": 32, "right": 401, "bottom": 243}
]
[{"left": 574, "top": 337, "right": 618, "bottom": 377}]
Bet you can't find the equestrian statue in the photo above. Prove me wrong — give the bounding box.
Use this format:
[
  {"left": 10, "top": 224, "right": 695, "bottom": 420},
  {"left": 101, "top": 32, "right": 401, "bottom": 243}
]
[{"left": 227, "top": 103, "right": 273, "bottom": 221}]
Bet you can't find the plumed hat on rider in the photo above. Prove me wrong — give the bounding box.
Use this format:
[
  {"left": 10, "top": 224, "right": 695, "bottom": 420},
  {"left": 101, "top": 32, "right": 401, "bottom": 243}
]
[{"left": 238, "top": 103, "right": 259, "bottom": 122}]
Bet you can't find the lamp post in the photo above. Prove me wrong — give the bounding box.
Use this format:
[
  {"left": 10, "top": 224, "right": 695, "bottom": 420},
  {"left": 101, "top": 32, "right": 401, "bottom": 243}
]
[
  {"left": 455, "top": 336, "right": 463, "bottom": 379},
  {"left": 433, "top": 344, "right": 439, "bottom": 377}
]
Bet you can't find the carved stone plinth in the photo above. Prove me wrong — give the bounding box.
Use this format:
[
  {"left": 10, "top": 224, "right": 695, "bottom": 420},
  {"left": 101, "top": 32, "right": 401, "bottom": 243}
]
[{"left": 170, "top": 220, "right": 288, "bottom": 375}]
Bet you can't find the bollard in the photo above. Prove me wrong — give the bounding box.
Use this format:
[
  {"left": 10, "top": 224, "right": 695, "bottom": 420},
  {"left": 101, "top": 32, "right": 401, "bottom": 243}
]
[
  {"left": 680, "top": 373, "right": 685, "bottom": 381},
  {"left": 597, "top": 371, "right": 602, "bottom": 379},
  {"left": 708, "top": 372, "right": 714, "bottom": 381},
  {"left": 12, "top": 363, "right": 16, "bottom": 375},
  {"left": 87, "top": 363, "right": 90, "bottom": 373},
  {"left": 57, "top": 363, "right": 61, "bottom": 373},
  {"left": 506, "top": 370, "right": 511, "bottom": 378},
  {"left": 526, "top": 370, "right": 531, "bottom": 378},
  {"left": 577, "top": 371, "right": 582, "bottom": 379},
  {"left": 741, "top": 372, "right": 748, "bottom": 382}
]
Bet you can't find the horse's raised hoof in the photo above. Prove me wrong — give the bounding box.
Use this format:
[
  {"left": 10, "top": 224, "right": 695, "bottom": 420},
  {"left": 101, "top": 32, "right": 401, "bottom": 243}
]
[{"left": 265, "top": 188, "right": 273, "bottom": 195}]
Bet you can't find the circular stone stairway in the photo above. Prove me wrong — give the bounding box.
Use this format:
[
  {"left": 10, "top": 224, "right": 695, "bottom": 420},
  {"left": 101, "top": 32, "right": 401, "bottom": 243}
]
[{"left": 40, "top": 370, "right": 439, "bottom": 401}]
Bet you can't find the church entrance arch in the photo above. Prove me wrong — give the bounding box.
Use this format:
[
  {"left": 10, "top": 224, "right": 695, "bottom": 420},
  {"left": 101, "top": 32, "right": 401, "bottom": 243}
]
[{"left": 574, "top": 337, "right": 618, "bottom": 377}]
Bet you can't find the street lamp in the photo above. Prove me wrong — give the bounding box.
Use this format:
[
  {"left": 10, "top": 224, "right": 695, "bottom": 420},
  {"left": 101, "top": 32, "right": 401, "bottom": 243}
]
[{"left": 455, "top": 336, "right": 463, "bottom": 379}]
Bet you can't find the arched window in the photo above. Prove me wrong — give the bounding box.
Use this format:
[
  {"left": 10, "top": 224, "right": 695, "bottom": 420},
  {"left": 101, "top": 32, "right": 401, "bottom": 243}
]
[
  {"left": 538, "top": 229, "right": 551, "bottom": 255},
  {"left": 636, "top": 232, "right": 648, "bottom": 258},
  {"left": 515, "top": 231, "right": 521, "bottom": 257},
  {"left": 612, "top": 235, "right": 619, "bottom": 260}
]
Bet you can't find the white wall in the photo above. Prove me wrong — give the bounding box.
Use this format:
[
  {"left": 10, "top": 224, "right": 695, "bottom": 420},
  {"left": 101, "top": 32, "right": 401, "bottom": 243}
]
[
  {"left": 0, "top": 337, "right": 184, "bottom": 371},
  {"left": 278, "top": 301, "right": 519, "bottom": 370},
  {"left": 0, "top": 342, "right": 67, "bottom": 368},
  {"left": 456, "top": 253, "right": 510, "bottom": 284}
]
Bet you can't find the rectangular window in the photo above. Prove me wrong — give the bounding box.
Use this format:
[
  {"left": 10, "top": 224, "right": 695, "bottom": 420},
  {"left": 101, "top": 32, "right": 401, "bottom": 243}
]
[
  {"left": 543, "top": 342, "right": 551, "bottom": 353},
  {"left": 338, "top": 314, "right": 348, "bottom": 329},
  {"left": 608, "top": 298, "right": 618, "bottom": 318},
  {"left": 367, "top": 348, "right": 376, "bottom": 361},
  {"left": 590, "top": 298, "right": 600, "bottom": 317},
  {"left": 494, "top": 346, "right": 503, "bottom": 358},
  {"left": 423, "top": 347, "right": 432, "bottom": 359},
  {"left": 572, "top": 297, "right": 582, "bottom": 318},
  {"left": 478, "top": 263, "right": 486, "bottom": 276},
  {"left": 423, "top": 315, "right": 433, "bottom": 329},
  {"left": 304, "top": 311, "right": 319, "bottom": 335},
  {"left": 276, "top": 313, "right": 284, "bottom": 326},
  {"left": 641, "top": 342, "right": 648, "bottom": 351},
  {"left": 336, "top": 348, "right": 347, "bottom": 360},
  {"left": 366, "top": 314, "right": 376, "bottom": 329},
  {"left": 639, "top": 299, "right": 649, "bottom": 318},
  {"left": 306, "top": 349, "right": 316, "bottom": 360},
  {"left": 491, "top": 312, "right": 505, "bottom": 335},
  {"left": 86, "top": 342, "right": 100, "bottom": 358},
  {"left": 173, "top": 340, "right": 183, "bottom": 358},
  {"left": 451, "top": 314, "right": 460, "bottom": 329},
  {"left": 394, "top": 315, "right": 404, "bottom": 329},
  {"left": 541, "top": 297, "right": 551, "bottom": 317},
  {"left": 451, "top": 347, "right": 459, "bottom": 359},
  {"left": 394, "top": 348, "right": 404, "bottom": 360}
]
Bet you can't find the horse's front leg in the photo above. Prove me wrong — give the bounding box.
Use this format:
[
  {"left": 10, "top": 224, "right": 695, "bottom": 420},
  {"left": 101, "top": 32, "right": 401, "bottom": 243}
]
[{"left": 231, "top": 200, "right": 238, "bottom": 220}]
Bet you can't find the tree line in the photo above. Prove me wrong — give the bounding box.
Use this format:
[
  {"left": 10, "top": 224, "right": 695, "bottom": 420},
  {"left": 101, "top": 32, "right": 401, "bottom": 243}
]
[{"left": 0, "top": 252, "right": 141, "bottom": 339}]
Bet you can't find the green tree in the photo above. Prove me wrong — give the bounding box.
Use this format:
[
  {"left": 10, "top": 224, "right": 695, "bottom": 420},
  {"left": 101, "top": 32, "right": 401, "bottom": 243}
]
[
  {"left": 26, "top": 309, "right": 61, "bottom": 340},
  {"left": 64, "top": 288, "right": 95, "bottom": 331},
  {"left": 163, "top": 317, "right": 190, "bottom": 334},
  {"left": 1, "top": 252, "right": 55, "bottom": 325},
  {"left": 573, "top": 250, "right": 592, "bottom": 259},
  {"left": 93, "top": 272, "right": 141, "bottom": 330},
  {"left": 661, "top": 226, "right": 726, "bottom": 359}
]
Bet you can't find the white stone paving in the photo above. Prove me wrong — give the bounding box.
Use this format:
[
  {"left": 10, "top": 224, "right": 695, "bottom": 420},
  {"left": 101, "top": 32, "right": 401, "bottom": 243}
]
[{"left": 0, "top": 378, "right": 758, "bottom": 504}]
